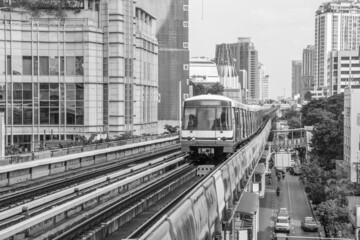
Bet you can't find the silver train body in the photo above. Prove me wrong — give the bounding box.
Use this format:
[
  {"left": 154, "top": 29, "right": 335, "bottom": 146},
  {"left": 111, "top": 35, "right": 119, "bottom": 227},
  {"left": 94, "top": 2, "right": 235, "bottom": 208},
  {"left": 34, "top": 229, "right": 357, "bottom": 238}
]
[{"left": 181, "top": 94, "right": 272, "bottom": 159}]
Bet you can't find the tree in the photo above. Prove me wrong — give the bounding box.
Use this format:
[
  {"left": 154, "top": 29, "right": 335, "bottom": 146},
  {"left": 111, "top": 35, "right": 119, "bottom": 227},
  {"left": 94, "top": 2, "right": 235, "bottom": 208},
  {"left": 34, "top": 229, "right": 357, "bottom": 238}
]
[
  {"left": 287, "top": 117, "right": 301, "bottom": 138},
  {"left": 0, "top": 0, "right": 85, "bottom": 18},
  {"left": 192, "top": 82, "right": 206, "bottom": 96},
  {"left": 206, "top": 82, "right": 224, "bottom": 95},
  {"left": 191, "top": 81, "right": 224, "bottom": 96},
  {"left": 164, "top": 124, "right": 179, "bottom": 134},
  {"left": 280, "top": 107, "right": 300, "bottom": 121},
  {"left": 304, "top": 91, "right": 312, "bottom": 101}
]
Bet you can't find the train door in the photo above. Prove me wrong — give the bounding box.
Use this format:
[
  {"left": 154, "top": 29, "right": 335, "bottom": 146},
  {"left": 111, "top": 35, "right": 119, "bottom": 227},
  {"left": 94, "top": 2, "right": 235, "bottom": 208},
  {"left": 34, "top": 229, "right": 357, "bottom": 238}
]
[
  {"left": 234, "top": 108, "right": 240, "bottom": 142},
  {"left": 239, "top": 108, "right": 243, "bottom": 140}
]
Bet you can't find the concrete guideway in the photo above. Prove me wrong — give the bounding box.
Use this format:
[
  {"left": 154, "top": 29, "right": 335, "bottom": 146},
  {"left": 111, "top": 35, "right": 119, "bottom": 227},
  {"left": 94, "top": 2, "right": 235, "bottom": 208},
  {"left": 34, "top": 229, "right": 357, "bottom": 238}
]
[
  {"left": 0, "top": 152, "right": 184, "bottom": 223},
  {"left": 139, "top": 118, "right": 273, "bottom": 240},
  {"left": 0, "top": 156, "right": 187, "bottom": 240},
  {"left": 0, "top": 136, "right": 179, "bottom": 186}
]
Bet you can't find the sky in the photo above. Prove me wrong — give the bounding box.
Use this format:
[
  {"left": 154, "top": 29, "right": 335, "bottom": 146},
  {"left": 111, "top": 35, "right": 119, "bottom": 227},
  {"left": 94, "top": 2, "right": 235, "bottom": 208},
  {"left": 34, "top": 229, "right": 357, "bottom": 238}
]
[{"left": 189, "top": 0, "right": 326, "bottom": 99}]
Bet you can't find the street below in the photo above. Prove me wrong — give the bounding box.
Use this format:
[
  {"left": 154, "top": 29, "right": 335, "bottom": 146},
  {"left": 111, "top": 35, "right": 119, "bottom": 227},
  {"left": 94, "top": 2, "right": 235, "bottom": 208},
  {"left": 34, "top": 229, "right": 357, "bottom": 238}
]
[{"left": 258, "top": 169, "right": 319, "bottom": 240}]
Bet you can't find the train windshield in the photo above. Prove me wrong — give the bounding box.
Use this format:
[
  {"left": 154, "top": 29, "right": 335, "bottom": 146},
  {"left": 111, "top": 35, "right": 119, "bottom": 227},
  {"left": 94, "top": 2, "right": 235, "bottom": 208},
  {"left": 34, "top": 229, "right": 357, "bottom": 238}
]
[{"left": 183, "top": 106, "right": 232, "bottom": 131}]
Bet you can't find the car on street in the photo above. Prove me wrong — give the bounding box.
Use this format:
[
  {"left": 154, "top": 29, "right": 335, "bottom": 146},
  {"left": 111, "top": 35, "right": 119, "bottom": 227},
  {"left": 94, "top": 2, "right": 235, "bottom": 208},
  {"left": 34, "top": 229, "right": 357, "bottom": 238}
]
[
  {"left": 301, "top": 216, "right": 318, "bottom": 232},
  {"left": 273, "top": 233, "right": 288, "bottom": 240},
  {"left": 277, "top": 208, "right": 290, "bottom": 219},
  {"left": 275, "top": 216, "right": 291, "bottom": 233}
]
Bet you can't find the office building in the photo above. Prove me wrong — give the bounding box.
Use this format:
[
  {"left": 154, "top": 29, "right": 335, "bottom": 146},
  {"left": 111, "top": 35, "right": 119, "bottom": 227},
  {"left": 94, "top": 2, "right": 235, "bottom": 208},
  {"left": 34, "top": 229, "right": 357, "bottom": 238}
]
[
  {"left": 292, "top": 61, "right": 302, "bottom": 98},
  {"left": 225, "top": 38, "right": 260, "bottom": 101},
  {"left": 315, "top": 0, "right": 360, "bottom": 96},
  {"left": 137, "top": 0, "right": 190, "bottom": 131},
  {"left": 344, "top": 87, "right": 360, "bottom": 183},
  {"left": 302, "top": 45, "right": 315, "bottom": 100},
  {"left": 239, "top": 70, "right": 248, "bottom": 103},
  {"left": 328, "top": 50, "right": 360, "bottom": 95},
  {"left": 0, "top": 0, "right": 158, "bottom": 150}
]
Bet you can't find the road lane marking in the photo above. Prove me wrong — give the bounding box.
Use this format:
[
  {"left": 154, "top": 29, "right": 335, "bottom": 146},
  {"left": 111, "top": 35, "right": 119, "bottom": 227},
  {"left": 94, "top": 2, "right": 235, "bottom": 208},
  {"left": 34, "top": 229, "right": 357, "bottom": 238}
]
[{"left": 287, "top": 178, "right": 293, "bottom": 214}]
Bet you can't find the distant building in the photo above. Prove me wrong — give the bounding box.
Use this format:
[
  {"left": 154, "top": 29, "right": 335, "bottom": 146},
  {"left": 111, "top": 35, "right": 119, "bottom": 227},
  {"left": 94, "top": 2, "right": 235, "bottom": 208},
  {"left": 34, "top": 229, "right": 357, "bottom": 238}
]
[
  {"left": 344, "top": 87, "right": 360, "bottom": 183},
  {"left": 262, "top": 74, "right": 269, "bottom": 101},
  {"left": 328, "top": 50, "right": 360, "bottom": 95},
  {"left": 258, "top": 63, "right": 269, "bottom": 101},
  {"left": 225, "top": 37, "right": 260, "bottom": 101},
  {"left": 214, "top": 44, "right": 241, "bottom": 102},
  {"left": 239, "top": 70, "right": 248, "bottom": 102},
  {"left": 315, "top": 0, "right": 360, "bottom": 96},
  {"left": 189, "top": 57, "right": 220, "bottom": 87},
  {"left": 292, "top": 61, "right": 302, "bottom": 98},
  {"left": 302, "top": 45, "right": 315, "bottom": 100}
]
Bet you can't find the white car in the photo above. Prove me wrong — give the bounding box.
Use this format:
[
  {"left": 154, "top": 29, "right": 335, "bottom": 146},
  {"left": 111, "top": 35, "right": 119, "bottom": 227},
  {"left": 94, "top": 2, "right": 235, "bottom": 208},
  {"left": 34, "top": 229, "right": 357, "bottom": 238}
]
[{"left": 275, "top": 216, "right": 291, "bottom": 233}]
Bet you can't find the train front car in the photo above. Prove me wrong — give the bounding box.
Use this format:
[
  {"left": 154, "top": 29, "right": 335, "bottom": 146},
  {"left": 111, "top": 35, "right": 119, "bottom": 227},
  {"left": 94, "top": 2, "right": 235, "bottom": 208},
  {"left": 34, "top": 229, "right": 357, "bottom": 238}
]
[{"left": 181, "top": 95, "right": 235, "bottom": 162}]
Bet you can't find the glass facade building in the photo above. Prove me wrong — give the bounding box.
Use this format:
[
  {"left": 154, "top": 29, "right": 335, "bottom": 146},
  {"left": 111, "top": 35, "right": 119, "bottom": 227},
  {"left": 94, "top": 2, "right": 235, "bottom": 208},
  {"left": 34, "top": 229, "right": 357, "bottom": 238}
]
[{"left": 0, "top": 0, "right": 158, "bottom": 151}]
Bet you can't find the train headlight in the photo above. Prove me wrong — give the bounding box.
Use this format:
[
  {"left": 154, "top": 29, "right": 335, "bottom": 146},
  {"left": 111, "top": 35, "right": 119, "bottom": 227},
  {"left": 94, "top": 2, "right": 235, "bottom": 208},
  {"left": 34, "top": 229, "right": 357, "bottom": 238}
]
[
  {"left": 192, "top": 137, "right": 196, "bottom": 141},
  {"left": 217, "top": 137, "right": 221, "bottom": 141}
]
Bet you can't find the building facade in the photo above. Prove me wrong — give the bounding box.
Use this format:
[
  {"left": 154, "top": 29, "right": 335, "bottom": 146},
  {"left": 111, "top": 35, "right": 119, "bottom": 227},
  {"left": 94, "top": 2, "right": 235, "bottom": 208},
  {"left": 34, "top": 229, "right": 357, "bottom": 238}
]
[
  {"left": 0, "top": 0, "right": 158, "bottom": 150},
  {"left": 227, "top": 38, "right": 260, "bottom": 101},
  {"left": 344, "top": 87, "right": 360, "bottom": 183},
  {"left": 291, "top": 61, "right": 302, "bottom": 99},
  {"left": 315, "top": 0, "right": 360, "bottom": 96},
  {"left": 262, "top": 74, "right": 269, "bottom": 101},
  {"left": 302, "top": 45, "right": 315, "bottom": 100},
  {"left": 328, "top": 50, "right": 360, "bottom": 95},
  {"left": 189, "top": 57, "right": 220, "bottom": 87},
  {"left": 214, "top": 43, "right": 241, "bottom": 102},
  {"left": 137, "top": 0, "right": 189, "bottom": 131}
]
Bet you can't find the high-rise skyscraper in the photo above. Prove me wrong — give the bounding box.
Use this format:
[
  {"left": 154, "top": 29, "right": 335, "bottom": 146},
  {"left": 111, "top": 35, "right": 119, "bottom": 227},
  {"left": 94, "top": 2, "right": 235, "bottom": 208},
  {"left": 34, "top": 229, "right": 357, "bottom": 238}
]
[
  {"left": 225, "top": 38, "right": 259, "bottom": 101},
  {"left": 315, "top": 0, "right": 360, "bottom": 95},
  {"left": 137, "top": 0, "right": 190, "bottom": 131},
  {"left": 292, "top": 61, "right": 302, "bottom": 98},
  {"left": 302, "top": 45, "right": 315, "bottom": 100}
]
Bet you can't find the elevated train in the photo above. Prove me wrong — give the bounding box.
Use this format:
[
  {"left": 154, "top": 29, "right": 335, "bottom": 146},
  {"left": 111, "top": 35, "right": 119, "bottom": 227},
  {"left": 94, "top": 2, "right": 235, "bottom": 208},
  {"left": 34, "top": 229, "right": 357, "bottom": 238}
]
[{"left": 181, "top": 94, "right": 274, "bottom": 161}]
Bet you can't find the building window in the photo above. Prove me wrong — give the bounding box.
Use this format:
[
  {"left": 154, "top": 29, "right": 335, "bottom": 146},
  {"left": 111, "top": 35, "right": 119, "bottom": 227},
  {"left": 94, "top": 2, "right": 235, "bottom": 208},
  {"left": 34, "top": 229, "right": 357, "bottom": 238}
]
[
  {"left": 183, "top": 64, "right": 189, "bottom": 70},
  {"left": 66, "top": 56, "right": 75, "bottom": 75},
  {"left": 22, "top": 56, "right": 32, "bottom": 75},
  {"left": 183, "top": 21, "right": 189, "bottom": 27},
  {"left": 183, "top": 42, "right": 189, "bottom": 49},
  {"left": 183, "top": 5, "right": 189, "bottom": 11},
  {"left": 66, "top": 83, "right": 84, "bottom": 125},
  {"left": 6, "top": 55, "right": 11, "bottom": 75},
  {"left": 40, "top": 56, "right": 49, "bottom": 75},
  {"left": 50, "top": 56, "right": 59, "bottom": 75},
  {"left": 33, "top": 56, "right": 38, "bottom": 75},
  {"left": 75, "top": 56, "right": 84, "bottom": 75}
]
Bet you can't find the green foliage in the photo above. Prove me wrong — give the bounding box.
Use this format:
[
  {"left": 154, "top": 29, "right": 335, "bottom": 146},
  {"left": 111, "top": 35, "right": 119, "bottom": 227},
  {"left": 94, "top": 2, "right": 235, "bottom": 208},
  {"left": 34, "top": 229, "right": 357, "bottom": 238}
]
[
  {"left": 190, "top": 81, "right": 224, "bottom": 96},
  {"left": 164, "top": 124, "right": 179, "bottom": 134},
  {"left": 304, "top": 91, "right": 312, "bottom": 101},
  {"left": 315, "top": 200, "right": 349, "bottom": 238},
  {"left": 0, "top": 0, "right": 85, "bottom": 18},
  {"left": 301, "top": 94, "right": 344, "bottom": 168}
]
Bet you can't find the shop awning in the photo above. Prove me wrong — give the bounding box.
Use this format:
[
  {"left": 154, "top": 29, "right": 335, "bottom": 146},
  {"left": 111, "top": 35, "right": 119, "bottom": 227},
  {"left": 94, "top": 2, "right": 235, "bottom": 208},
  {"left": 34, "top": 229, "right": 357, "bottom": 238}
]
[
  {"left": 236, "top": 192, "right": 259, "bottom": 215},
  {"left": 254, "top": 163, "right": 265, "bottom": 174}
]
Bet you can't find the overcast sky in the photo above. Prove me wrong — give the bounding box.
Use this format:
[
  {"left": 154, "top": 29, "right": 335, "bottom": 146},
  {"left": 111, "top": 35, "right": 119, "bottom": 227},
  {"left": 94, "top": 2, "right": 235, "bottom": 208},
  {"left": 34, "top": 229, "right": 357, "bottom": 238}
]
[{"left": 189, "top": 0, "right": 326, "bottom": 99}]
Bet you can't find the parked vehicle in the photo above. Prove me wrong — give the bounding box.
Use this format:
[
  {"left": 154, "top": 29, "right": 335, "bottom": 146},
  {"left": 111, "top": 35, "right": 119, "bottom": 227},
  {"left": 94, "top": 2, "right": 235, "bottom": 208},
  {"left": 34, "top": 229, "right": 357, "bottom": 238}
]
[
  {"left": 301, "top": 217, "right": 318, "bottom": 232},
  {"left": 273, "top": 233, "right": 288, "bottom": 240},
  {"left": 275, "top": 216, "right": 291, "bottom": 233}
]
